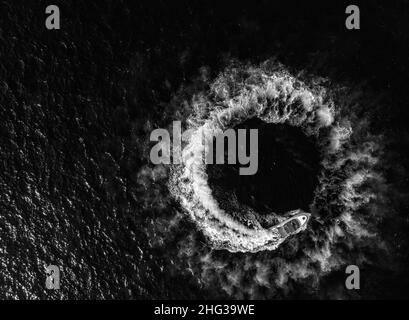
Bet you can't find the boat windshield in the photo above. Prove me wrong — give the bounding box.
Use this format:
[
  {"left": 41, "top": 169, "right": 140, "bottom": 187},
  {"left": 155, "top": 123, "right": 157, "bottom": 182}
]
[{"left": 283, "top": 219, "right": 300, "bottom": 233}]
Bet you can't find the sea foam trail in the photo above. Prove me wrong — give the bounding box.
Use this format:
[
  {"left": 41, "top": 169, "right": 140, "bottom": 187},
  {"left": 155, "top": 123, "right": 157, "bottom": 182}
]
[
  {"left": 155, "top": 61, "right": 387, "bottom": 298},
  {"left": 169, "top": 64, "right": 359, "bottom": 252}
]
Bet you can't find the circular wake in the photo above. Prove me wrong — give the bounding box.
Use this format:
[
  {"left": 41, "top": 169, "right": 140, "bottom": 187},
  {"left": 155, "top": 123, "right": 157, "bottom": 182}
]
[{"left": 169, "top": 61, "right": 379, "bottom": 254}]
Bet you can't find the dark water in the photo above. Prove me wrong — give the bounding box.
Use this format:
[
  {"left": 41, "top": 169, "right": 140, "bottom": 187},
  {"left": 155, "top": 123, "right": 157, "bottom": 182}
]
[
  {"left": 1, "top": 0, "right": 409, "bottom": 299},
  {"left": 207, "top": 120, "right": 321, "bottom": 215}
]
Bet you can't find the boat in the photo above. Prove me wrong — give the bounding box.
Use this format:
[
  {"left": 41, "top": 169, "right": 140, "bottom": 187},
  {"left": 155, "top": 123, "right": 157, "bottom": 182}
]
[{"left": 274, "top": 211, "right": 310, "bottom": 238}]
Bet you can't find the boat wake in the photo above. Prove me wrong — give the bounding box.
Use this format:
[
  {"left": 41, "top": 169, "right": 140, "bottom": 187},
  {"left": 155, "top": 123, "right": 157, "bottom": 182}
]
[
  {"left": 131, "top": 59, "right": 393, "bottom": 298},
  {"left": 169, "top": 61, "right": 377, "bottom": 255}
]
